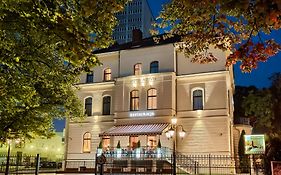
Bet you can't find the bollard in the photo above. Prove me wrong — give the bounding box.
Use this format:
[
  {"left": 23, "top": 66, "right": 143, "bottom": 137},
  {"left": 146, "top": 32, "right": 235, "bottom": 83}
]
[{"left": 35, "top": 154, "right": 40, "bottom": 175}]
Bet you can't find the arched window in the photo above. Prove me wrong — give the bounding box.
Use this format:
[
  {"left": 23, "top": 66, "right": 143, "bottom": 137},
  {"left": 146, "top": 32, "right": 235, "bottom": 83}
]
[
  {"left": 83, "top": 132, "right": 91, "bottom": 153},
  {"left": 193, "top": 89, "right": 203, "bottom": 110},
  {"left": 86, "top": 72, "right": 94, "bottom": 83},
  {"left": 130, "top": 90, "right": 139, "bottom": 111},
  {"left": 147, "top": 88, "right": 157, "bottom": 109},
  {"left": 102, "top": 96, "right": 111, "bottom": 115},
  {"left": 134, "top": 63, "right": 142, "bottom": 75},
  {"left": 85, "top": 97, "right": 92, "bottom": 116},
  {"left": 104, "top": 68, "right": 112, "bottom": 81},
  {"left": 150, "top": 61, "right": 159, "bottom": 73}
]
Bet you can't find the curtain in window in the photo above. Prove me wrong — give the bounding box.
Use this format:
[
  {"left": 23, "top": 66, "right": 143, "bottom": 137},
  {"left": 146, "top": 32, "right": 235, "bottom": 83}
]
[
  {"left": 83, "top": 132, "right": 91, "bottom": 153},
  {"left": 130, "top": 90, "right": 139, "bottom": 111},
  {"left": 147, "top": 88, "right": 157, "bottom": 109}
]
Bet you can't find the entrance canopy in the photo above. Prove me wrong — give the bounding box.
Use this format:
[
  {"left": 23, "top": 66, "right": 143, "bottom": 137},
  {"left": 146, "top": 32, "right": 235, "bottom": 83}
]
[{"left": 99, "top": 123, "right": 169, "bottom": 137}]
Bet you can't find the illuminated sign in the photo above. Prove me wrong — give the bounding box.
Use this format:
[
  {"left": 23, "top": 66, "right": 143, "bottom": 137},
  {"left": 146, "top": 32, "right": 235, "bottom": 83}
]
[
  {"left": 129, "top": 111, "right": 155, "bottom": 117},
  {"left": 244, "top": 135, "right": 265, "bottom": 154}
]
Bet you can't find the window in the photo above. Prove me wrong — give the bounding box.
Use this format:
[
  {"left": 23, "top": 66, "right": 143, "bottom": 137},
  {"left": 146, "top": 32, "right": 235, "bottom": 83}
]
[
  {"left": 102, "top": 137, "right": 110, "bottom": 149},
  {"left": 102, "top": 96, "right": 111, "bottom": 115},
  {"left": 147, "top": 88, "right": 157, "bottom": 109},
  {"left": 85, "top": 97, "right": 92, "bottom": 116},
  {"left": 104, "top": 68, "right": 112, "bottom": 81},
  {"left": 130, "top": 90, "right": 139, "bottom": 111},
  {"left": 129, "top": 136, "right": 138, "bottom": 149},
  {"left": 134, "top": 63, "right": 142, "bottom": 75},
  {"left": 150, "top": 61, "right": 159, "bottom": 73},
  {"left": 86, "top": 72, "right": 94, "bottom": 83},
  {"left": 193, "top": 89, "right": 203, "bottom": 110},
  {"left": 83, "top": 132, "right": 91, "bottom": 153},
  {"left": 147, "top": 136, "right": 157, "bottom": 148}
]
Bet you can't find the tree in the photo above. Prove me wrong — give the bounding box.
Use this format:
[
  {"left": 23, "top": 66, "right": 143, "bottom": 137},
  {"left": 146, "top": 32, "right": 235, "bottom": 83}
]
[
  {"left": 0, "top": 0, "right": 128, "bottom": 142},
  {"left": 242, "top": 73, "right": 281, "bottom": 174},
  {"left": 238, "top": 130, "right": 250, "bottom": 173},
  {"left": 155, "top": 0, "right": 281, "bottom": 72},
  {"left": 234, "top": 86, "right": 257, "bottom": 123}
]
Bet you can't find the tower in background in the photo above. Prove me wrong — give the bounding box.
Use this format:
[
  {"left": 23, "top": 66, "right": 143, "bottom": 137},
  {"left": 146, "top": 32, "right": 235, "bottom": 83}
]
[{"left": 113, "top": 0, "right": 154, "bottom": 44}]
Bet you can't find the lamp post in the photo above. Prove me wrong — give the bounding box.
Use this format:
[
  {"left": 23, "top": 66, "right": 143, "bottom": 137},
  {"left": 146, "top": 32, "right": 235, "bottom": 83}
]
[{"left": 165, "top": 115, "right": 186, "bottom": 175}]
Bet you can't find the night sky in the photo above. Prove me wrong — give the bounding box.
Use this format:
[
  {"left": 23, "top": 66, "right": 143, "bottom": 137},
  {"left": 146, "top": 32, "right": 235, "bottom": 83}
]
[{"left": 54, "top": 1, "right": 281, "bottom": 131}]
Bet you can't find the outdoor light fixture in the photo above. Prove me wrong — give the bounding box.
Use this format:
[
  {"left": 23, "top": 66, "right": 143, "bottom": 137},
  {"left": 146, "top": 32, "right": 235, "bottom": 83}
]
[
  {"left": 171, "top": 115, "right": 177, "bottom": 125},
  {"left": 165, "top": 115, "right": 187, "bottom": 175}
]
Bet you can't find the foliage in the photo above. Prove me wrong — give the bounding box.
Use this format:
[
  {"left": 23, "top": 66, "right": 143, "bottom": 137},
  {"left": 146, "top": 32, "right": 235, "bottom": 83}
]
[
  {"left": 0, "top": 0, "right": 128, "bottom": 142},
  {"left": 155, "top": 0, "right": 281, "bottom": 72},
  {"left": 234, "top": 86, "right": 257, "bottom": 122},
  {"left": 116, "top": 140, "right": 121, "bottom": 149},
  {"left": 98, "top": 141, "right": 103, "bottom": 149},
  {"left": 243, "top": 73, "right": 281, "bottom": 134},
  {"left": 242, "top": 72, "right": 281, "bottom": 174},
  {"left": 157, "top": 139, "right": 161, "bottom": 148},
  {"left": 137, "top": 140, "right": 141, "bottom": 148},
  {"left": 238, "top": 130, "right": 250, "bottom": 173}
]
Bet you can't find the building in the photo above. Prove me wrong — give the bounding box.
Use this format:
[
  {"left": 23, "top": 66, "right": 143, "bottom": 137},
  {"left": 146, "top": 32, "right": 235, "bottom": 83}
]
[
  {"left": 113, "top": 0, "right": 154, "bottom": 44},
  {"left": 65, "top": 33, "right": 235, "bottom": 171}
]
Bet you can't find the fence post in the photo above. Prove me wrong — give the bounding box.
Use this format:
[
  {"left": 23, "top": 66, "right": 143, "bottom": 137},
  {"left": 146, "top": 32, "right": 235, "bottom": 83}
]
[
  {"left": 35, "top": 154, "right": 40, "bottom": 175},
  {"left": 5, "top": 144, "right": 11, "bottom": 175},
  {"left": 209, "top": 154, "right": 211, "bottom": 175}
]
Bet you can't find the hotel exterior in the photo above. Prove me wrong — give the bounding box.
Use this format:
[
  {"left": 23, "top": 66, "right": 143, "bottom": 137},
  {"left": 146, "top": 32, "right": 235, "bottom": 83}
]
[{"left": 65, "top": 34, "right": 236, "bottom": 171}]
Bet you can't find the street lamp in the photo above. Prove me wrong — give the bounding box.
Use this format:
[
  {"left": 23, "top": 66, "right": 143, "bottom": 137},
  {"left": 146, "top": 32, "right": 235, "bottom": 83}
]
[{"left": 165, "top": 115, "right": 186, "bottom": 175}]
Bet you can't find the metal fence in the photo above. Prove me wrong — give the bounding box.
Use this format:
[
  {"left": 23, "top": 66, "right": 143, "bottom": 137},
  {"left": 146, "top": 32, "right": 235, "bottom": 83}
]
[{"left": 0, "top": 154, "right": 62, "bottom": 174}]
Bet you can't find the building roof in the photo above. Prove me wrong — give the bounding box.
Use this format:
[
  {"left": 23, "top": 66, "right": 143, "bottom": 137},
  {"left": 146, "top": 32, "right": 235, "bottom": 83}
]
[{"left": 94, "top": 34, "right": 181, "bottom": 54}]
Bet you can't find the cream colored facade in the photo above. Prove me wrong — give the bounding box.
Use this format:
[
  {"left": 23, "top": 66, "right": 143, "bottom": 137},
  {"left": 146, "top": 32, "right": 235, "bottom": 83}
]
[{"left": 65, "top": 42, "right": 235, "bottom": 162}]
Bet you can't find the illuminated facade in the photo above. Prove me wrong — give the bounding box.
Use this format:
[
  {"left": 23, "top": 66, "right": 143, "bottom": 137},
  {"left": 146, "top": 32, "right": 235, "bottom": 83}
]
[{"left": 65, "top": 36, "right": 235, "bottom": 164}]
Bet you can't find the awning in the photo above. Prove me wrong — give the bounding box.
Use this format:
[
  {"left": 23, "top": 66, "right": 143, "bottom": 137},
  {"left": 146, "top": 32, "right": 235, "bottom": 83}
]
[{"left": 99, "top": 123, "right": 169, "bottom": 137}]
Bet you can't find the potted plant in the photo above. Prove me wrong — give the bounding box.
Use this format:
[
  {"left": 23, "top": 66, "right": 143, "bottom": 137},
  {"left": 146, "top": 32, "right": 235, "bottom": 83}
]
[
  {"left": 157, "top": 139, "right": 162, "bottom": 158},
  {"left": 136, "top": 140, "right": 141, "bottom": 158},
  {"left": 116, "top": 140, "right": 122, "bottom": 158},
  {"left": 97, "top": 141, "right": 103, "bottom": 156}
]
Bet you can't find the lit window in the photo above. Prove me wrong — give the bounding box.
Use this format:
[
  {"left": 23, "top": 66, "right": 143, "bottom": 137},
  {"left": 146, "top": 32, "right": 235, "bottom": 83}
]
[
  {"left": 86, "top": 72, "right": 94, "bottom": 83},
  {"left": 83, "top": 132, "right": 91, "bottom": 153},
  {"left": 130, "top": 136, "right": 138, "bottom": 149},
  {"left": 193, "top": 89, "right": 203, "bottom": 110},
  {"left": 134, "top": 63, "right": 142, "bottom": 75},
  {"left": 147, "top": 136, "right": 157, "bottom": 148},
  {"left": 150, "top": 61, "right": 159, "bottom": 73},
  {"left": 104, "top": 68, "right": 112, "bottom": 81},
  {"left": 130, "top": 90, "right": 139, "bottom": 111},
  {"left": 102, "top": 137, "right": 110, "bottom": 149},
  {"left": 102, "top": 96, "right": 111, "bottom": 115},
  {"left": 147, "top": 88, "right": 157, "bottom": 110},
  {"left": 85, "top": 97, "right": 92, "bottom": 116}
]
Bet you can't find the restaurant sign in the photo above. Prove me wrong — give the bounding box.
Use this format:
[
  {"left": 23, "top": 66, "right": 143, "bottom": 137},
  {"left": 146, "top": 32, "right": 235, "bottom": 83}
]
[
  {"left": 129, "top": 111, "right": 155, "bottom": 117},
  {"left": 244, "top": 135, "right": 265, "bottom": 154}
]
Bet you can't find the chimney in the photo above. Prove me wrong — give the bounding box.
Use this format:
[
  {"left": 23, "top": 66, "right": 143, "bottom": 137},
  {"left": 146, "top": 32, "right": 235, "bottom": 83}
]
[{"left": 132, "top": 29, "right": 142, "bottom": 43}]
